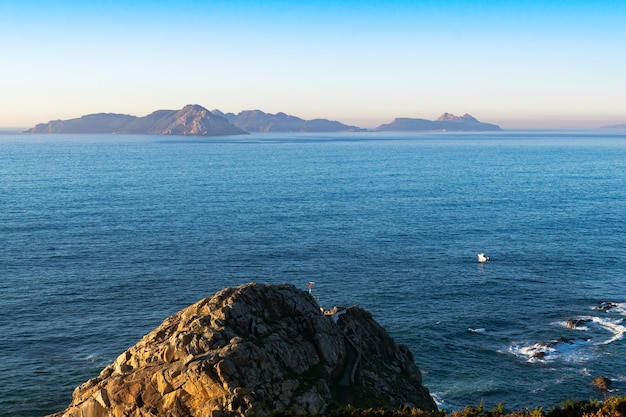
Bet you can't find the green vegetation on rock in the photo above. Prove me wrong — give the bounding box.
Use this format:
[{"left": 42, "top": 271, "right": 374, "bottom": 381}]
[{"left": 271, "top": 396, "right": 626, "bottom": 417}]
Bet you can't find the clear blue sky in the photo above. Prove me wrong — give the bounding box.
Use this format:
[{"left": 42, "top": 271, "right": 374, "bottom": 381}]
[{"left": 1, "top": 0, "right": 625, "bottom": 128}]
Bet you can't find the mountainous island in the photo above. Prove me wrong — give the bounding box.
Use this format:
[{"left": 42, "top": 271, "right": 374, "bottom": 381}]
[
  {"left": 25, "top": 105, "right": 362, "bottom": 136},
  {"left": 26, "top": 105, "right": 502, "bottom": 136},
  {"left": 49, "top": 283, "right": 436, "bottom": 417},
  {"left": 26, "top": 105, "right": 247, "bottom": 136},
  {"left": 375, "top": 113, "right": 502, "bottom": 132},
  {"left": 213, "top": 109, "right": 365, "bottom": 132}
]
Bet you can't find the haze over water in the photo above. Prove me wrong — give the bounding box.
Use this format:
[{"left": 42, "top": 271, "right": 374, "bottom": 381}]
[{"left": 1, "top": 131, "right": 625, "bottom": 416}]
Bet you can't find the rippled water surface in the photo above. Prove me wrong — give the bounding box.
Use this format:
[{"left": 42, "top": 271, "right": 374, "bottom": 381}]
[{"left": 1, "top": 131, "right": 625, "bottom": 416}]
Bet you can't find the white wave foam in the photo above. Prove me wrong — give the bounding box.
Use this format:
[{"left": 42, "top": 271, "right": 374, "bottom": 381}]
[
  {"left": 558, "top": 312, "right": 626, "bottom": 345},
  {"left": 512, "top": 342, "right": 555, "bottom": 363},
  {"left": 591, "top": 316, "right": 626, "bottom": 344},
  {"left": 512, "top": 309, "right": 626, "bottom": 365},
  {"left": 509, "top": 342, "right": 548, "bottom": 363},
  {"left": 611, "top": 302, "right": 626, "bottom": 316},
  {"left": 555, "top": 320, "right": 590, "bottom": 331},
  {"left": 468, "top": 327, "right": 486, "bottom": 334},
  {"left": 431, "top": 392, "right": 445, "bottom": 407},
  {"left": 509, "top": 338, "right": 594, "bottom": 363},
  {"left": 430, "top": 393, "right": 463, "bottom": 411},
  {"left": 590, "top": 301, "right": 626, "bottom": 314}
]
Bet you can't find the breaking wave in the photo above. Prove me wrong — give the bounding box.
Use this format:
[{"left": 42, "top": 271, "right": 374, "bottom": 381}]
[
  {"left": 510, "top": 302, "right": 626, "bottom": 363},
  {"left": 510, "top": 338, "right": 594, "bottom": 363},
  {"left": 468, "top": 327, "right": 486, "bottom": 334}
]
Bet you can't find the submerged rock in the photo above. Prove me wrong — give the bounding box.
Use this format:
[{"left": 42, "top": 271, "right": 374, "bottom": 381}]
[{"left": 49, "top": 283, "right": 436, "bottom": 416}]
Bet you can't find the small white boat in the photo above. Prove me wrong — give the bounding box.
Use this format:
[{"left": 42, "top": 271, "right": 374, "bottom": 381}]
[{"left": 477, "top": 253, "right": 489, "bottom": 263}]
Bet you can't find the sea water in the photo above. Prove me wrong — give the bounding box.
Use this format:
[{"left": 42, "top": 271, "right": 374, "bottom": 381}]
[{"left": 1, "top": 131, "right": 625, "bottom": 416}]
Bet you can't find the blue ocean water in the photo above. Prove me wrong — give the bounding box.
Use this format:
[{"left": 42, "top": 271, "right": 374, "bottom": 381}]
[{"left": 1, "top": 131, "right": 625, "bottom": 416}]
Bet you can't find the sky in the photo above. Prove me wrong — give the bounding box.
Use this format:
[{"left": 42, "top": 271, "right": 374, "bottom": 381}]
[{"left": 1, "top": 0, "right": 625, "bottom": 129}]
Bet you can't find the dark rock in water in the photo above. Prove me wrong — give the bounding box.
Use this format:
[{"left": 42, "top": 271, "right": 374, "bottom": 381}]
[
  {"left": 48, "top": 283, "right": 436, "bottom": 417},
  {"left": 592, "top": 375, "right": 612, "bottom": 391},
  {"left": 531, "top": 351, "right": 546, "bottom": 360},
  {"left": 527, "top": 337, "right": 589, "bottom": 360},
  {"left": 566, "top": 318, "right": 592, "bottom": 329},
  {"left": 550, "top": 337, "right": 576, "bottom": 346},
  {"left": 593, "top": 302, "right": 618, "bottom": 312}
]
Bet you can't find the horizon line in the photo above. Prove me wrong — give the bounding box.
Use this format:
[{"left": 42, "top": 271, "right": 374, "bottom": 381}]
[{"left": 2, "top": 106, "right": 625, "bottom": 131}]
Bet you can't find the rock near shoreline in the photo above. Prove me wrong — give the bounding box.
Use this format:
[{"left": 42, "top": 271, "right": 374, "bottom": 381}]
[{"left": 49, "top": 283, "right": 436, "bottom": 417}]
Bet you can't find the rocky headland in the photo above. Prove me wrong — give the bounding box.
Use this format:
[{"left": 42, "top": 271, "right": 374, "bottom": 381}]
[
  {"left": 49, "top": 283, "right": 436, "bottom": 417},
  {"left": 375, "top": 113, "right": 501, "bottom": 132}
]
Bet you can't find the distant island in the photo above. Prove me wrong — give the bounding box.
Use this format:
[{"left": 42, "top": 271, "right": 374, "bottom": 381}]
[
  {"left": 26, "top": 105, "right": 502, "bottom": 136},
  {"left": 602, "top": 123, "right": 626, "bottom": 129},
  {"left": 26, "top": 105, "right": 246, "bottom": 137},
  {"left": 213, "top": 109, "right": 365, "bottom": 132},
  {"left": 375, "top": 113, "right": 501, "bottom": 132},
  {"left": 25, "top": 105, "right": 364, "bottom": 136}
]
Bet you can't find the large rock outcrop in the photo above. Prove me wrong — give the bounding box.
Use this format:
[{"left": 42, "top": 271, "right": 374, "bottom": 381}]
[{"left": 49, "top": 283, "right": 436, "bottom": 417}]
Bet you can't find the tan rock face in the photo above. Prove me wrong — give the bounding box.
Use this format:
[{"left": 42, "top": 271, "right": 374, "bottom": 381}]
[{"left": 49, "top": 283, "right": 436, "bottom": 416}]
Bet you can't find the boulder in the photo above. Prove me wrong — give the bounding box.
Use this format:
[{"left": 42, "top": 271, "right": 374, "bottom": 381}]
[
  {"left": 592, "top": 302, "right": 618, "bottom": 312},
  {"left": 592, "top": 376, "right": 612, "bottom": 391},
  {"left": 49, "top": 283, "right": 436, "bottom": 416},
  {"left": 566, "top": 318, "right": 591, "bottom": 329}
]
